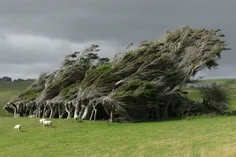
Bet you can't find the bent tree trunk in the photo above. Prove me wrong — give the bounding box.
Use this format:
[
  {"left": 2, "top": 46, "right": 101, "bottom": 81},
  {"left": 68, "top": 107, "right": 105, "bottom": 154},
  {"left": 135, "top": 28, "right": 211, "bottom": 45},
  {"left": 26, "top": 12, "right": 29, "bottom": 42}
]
[
  {"left": 89, "top": 104, "right": 98, "bottom": 121},
  {"left": 58, "top": 102, "right": 66, "bottom": 119},
  {"left": 13, "top": 106, "right": 17, "bottom": 118},
  {"left": 42, "top": 106, "right": 47, "bottom": 118},
  {"left": 82, "top": 106, "right": 89, "bottom": 120},
  {"left": 49, "top": 106, "right": 53, "bottom": 119},
  {"left": 65, "top": 102, "right": 73, "bottom": 119},
  {"left": 15, "top": 103, "right": 21, "bottom": 117},
  {"left": 58, "top": 108, "right": 65, "bottom": 119},
  {"left": 94, "top": 109, "right": 97, "bottom": 121},
  {"left": 65, "top": 107, "right": 71, "bottom": 119},
  {"left": 163, "top": 95, "right": 173, "bottom": 119},
  {"left": 72, "top": 100, "right": 79, "bottom": 118},
  {"left": 78, "top": 105, "right": 85, "bottom": 119},
  {"left": 35, "top": 107, "right": 41, "bottom": 118},
  {"left": 49, "top": 103, "right": 57, "bottom": 118},
  {"left": 89, "top": 108, "right": 95, "bottom": 121},
  {"left": 45, "top": 109, "right": 50, "bottom": 118},
  {"left": 74, "top": 107, "right": 79, "bottom": 118}
]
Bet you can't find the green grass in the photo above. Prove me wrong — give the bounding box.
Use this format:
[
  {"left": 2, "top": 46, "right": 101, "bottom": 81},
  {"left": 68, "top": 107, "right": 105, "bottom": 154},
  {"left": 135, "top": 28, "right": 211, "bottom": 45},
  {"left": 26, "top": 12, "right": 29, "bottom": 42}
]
[
  {"left": 1, "top": 79, "right": 236, "bottom": 156},
  {"left": 0, "top": 81, "right": 33, "bottom": 117},
  {"left": 1, "top": 116, "right": 236, "bottom": 157}
]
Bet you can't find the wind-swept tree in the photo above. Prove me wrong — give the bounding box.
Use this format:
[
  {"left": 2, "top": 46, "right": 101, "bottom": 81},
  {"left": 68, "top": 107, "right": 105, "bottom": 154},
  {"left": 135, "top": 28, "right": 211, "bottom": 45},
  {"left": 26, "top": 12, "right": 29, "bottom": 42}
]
[{"left": 4, "top": 27, "right": 230, "bottom": 121}]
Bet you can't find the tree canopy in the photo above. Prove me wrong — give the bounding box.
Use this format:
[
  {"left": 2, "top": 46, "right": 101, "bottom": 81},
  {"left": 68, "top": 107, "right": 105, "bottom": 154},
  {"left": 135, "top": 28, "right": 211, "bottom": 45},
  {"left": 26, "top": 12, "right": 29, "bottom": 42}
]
[{"left": 4, "top": 27, "right": 230, "bottom": 122}]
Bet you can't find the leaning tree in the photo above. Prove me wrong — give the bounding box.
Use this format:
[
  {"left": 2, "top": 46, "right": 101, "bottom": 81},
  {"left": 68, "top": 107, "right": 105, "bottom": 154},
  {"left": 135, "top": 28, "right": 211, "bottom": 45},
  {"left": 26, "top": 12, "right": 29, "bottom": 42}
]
[{"left": 4, "top": 26, "right": 230, "bottom": 121}]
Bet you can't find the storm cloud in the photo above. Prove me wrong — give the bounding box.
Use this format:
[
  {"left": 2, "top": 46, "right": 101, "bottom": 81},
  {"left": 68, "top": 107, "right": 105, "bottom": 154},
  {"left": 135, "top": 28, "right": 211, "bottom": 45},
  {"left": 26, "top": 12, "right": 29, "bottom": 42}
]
[{"left": 0, "top": 0, "right": 235, "bottom": 79}]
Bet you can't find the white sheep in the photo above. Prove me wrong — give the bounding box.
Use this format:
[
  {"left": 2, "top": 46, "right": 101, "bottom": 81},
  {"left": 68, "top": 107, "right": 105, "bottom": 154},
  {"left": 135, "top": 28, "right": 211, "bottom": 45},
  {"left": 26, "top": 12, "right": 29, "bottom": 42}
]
[
  {"left": 39, "top": 118, "right": 46, "bottom": 124},
  {"left": 43, "top": 120, "right": 53, "bottom": 127},
  {"left": 13, "top": 124, "right": 21, "bottom": 132}
]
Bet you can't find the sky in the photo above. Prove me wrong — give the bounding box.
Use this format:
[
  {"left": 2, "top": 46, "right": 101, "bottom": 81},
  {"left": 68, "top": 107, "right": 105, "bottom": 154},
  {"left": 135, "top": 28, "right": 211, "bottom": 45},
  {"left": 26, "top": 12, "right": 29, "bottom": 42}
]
[{"left": 0, "top": 0, "right": 235, "bottom": 79}]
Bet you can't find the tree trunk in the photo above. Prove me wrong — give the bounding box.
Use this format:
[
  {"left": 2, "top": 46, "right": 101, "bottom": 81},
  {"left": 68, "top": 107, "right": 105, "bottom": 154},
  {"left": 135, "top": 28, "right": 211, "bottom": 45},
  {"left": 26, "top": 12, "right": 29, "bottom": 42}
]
[
  {"left": 78, "top": 106, "right": 85, "bottom": 118},
  {"left": 67, "top": 112, "right": 72, "bottom": 119},
  {"left": 25, "top": 105, "right": 29, "bottom": 117},
  {"left": 13, "top": 107, "right": 17, "bottom": 118},
  {"left": 74, "top": 106, "right": 79, "bottom": 118},
  {"left": 49, "top": 106, "right": 53, "bottom": 119},
  {"left": 163, "top": 104, "right": 169, "bottom": 119},
  {"left": 163, "top": 95, "right": 173, "bottom": 119},
  {"left": 51, "top": 110, "right": 57, "bottom": 118},
  {"left": 82, "top": 106, "right": 88, "bottom": 120},
  {"left": 109, "top": 111, "right": 113, "bottom": 124},
  {"left": 36, "top": 106, "right": 41, "bottom": 118},
  {"left": 29, "top": 107, "right": 33, "bottom": 117},
  {"left": 89, "top": 108, "right": 95, "bottom": 121},
  {"left": 35, "top": 109, "right": 38, "bottom": 118},
  {"left": 44, "top": 109, "right": 50, "bottom": 118},
  {"left": 65, "top": 103, "right": 73, "bottom": 119},
  {"left": 42, "top": 107, "right": 47, "bottom": 118},
  {"left": 65, "top": 107, "right": 72, "bottom": 119},
  {"left": 94, "top": 109, "right": 97, "bottom": 121},
  {"left": 58, "top": 109, "right": 64, "bottom": 119},
  {"left": 16, "top": 105, "right": 20, "bottom": 117}
]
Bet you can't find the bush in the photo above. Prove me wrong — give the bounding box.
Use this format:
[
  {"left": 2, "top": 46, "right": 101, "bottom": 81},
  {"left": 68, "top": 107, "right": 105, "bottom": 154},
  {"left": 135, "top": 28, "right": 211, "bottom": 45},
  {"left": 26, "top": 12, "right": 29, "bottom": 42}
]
[
  {"left": 199, "top": 86, "right": 229, "bottom": 103},
  {"left": 200, "top": 86, "right": 229, "bottom": 113}
]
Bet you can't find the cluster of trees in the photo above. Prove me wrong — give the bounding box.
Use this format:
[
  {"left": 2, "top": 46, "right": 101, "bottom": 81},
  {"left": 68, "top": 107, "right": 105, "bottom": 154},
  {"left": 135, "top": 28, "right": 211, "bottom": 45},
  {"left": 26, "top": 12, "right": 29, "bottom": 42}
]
[
  {"left": 4, "top": 27, "right": 231, "bottom": 122},
  {"left": 0, "top": 76, "right": 34, "bottom": 82}
]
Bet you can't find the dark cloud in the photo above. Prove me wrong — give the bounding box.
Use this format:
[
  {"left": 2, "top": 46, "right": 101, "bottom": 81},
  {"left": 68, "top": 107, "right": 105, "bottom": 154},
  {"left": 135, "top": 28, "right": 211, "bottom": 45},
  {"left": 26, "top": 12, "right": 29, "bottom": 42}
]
[{"left": 0, "top": 0, "right": 235, "bottom": 79}]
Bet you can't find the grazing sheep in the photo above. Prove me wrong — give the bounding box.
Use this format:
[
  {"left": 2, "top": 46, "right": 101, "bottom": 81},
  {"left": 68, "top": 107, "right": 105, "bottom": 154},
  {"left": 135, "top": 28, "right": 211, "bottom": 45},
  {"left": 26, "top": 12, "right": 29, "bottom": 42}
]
[
  {"left": 43, "top": 120, "right": 53, "bottom": 127},
  {"left": 13, "top": 124, "right": 21, "bottom": 132},
  {"left": 39, "top": 118, "right": 46, "bottom": 124}
]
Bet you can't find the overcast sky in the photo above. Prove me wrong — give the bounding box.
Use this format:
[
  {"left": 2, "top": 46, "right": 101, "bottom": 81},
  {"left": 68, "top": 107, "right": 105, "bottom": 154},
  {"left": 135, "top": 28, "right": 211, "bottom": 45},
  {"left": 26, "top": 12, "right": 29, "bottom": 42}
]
[{"left": 0, "top": 0, "right": 235, "bottom": 79}]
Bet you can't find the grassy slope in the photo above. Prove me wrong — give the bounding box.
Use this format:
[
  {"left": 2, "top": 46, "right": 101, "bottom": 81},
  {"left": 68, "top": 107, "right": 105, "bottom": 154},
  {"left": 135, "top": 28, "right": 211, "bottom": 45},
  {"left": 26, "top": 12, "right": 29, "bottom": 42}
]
[
  {"left": 1, "top": 116, "right": 236, "bottom": 157},
  {"left": 0, "top": 81, "right": 33, "bottom": 117}
]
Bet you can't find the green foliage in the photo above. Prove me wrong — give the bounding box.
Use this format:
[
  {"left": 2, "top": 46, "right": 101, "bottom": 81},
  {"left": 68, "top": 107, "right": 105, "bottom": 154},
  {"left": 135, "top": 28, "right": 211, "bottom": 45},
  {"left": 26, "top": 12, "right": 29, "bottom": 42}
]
[
  {"left": 90, "top": 63, "right": 112, "bottom": 75},
  {"left": 114, "top": 79, "right": 158, "bottom": 101},
  {"left": 81, "top": 63, "right": 113, "bottom": 88},
  {"left": 19, "top": 89, "right": 41, "bottom": 101},
  {"left": 199, "top": 86, "right": 229, "bottom": 103},
  {"left": 60, "top": 83, "right": 78, "bottom": 99}
]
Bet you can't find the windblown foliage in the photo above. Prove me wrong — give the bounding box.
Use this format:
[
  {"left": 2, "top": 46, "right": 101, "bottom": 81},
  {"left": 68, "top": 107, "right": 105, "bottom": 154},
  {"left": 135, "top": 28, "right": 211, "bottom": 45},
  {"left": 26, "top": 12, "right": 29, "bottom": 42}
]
[
  {"left": 200, "top": 86, "right": 229, "bottom": 112},
  {"left": 4, "top": 27, "right": 230, "bottom": 122}
]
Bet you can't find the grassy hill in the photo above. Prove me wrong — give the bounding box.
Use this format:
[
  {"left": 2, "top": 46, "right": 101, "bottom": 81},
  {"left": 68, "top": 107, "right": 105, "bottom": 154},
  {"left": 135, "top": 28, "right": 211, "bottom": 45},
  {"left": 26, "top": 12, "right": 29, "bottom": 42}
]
[
  {"left": 0, "top": 80, "right": 33, "bottom": 117},
  {"left": 1, "top": 116, "right": 236, "bottom": 157}
]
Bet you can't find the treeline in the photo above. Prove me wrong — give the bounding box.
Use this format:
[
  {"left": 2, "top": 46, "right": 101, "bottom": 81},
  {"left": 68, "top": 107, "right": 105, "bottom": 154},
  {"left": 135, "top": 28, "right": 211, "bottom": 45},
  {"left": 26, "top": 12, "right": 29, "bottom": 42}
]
[{"left": 0, "top": 76, "right": 35, "bottom": 82}]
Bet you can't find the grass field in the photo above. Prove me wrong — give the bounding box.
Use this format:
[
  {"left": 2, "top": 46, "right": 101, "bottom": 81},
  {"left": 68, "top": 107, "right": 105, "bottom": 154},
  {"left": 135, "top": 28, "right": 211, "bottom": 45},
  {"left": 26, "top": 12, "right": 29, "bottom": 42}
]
[
  {"left": 0, "top": 80, "right": 33, "bottom": 117},
  {"left": 1, "top": 116, "right": 236, "bottom": 157},
  {"left": 1, "top": 79, "right": 236, "bottom": 156}
]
